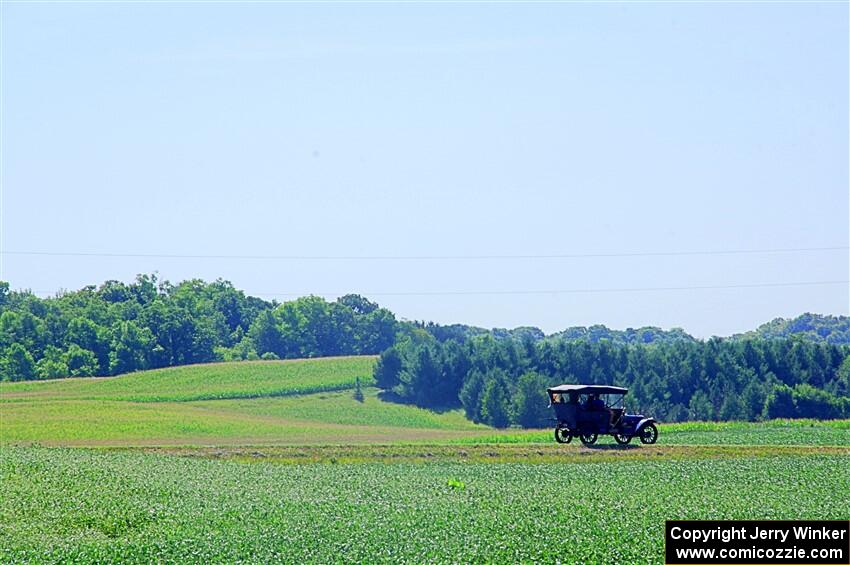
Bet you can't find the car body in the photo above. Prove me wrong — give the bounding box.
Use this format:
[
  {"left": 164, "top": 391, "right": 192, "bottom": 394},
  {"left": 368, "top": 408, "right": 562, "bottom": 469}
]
[{"left": 547, "top": 384, "right": 658, "bottom": 446}]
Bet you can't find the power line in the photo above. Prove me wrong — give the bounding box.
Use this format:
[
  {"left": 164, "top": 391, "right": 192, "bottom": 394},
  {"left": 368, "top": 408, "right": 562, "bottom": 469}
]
[
  {"left": 19, "top": 280, "right": 849, "bottom": 299},
  {"left": 246, "top": 280, "right": 850, "bottom": 298},
  {"left": 1, "top": 245, "right": 847, "bottom": 261}
]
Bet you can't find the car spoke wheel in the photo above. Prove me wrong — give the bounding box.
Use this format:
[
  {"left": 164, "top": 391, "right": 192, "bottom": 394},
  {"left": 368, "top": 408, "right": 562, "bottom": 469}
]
[
  {"left": 639, "top": 423, "right": 658, "bottom": 445},
  {"left": 579, "top": 432, "right": 598, "bottom": 446},
  {"left": 613, "top": 433, "right": 631, "bottom": 445},
  {"left": 554, "top": 426, "right": 572, "bottom": 444}
]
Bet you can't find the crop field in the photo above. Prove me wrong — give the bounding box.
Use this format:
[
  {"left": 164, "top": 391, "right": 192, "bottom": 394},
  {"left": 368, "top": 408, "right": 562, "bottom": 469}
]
[
  {"left": 2, "top": 358, "right": 849, "bottom": 563},
  {"left": 0, "top": 357, "right": 493, "bottom": 446},
  {"left": 0, "top": 395, "right": 488, "bottom": 446},
  {"left": 2, "top": 447, "right": 848, "bottom": 563},
  {"left": 3, "top": 358, "right": 849, "bottom": 448},
  {"left": 0, "top": 357, "right": 376, "bottom": 402},
  {"left": 0, "top": 356, "right": 488, "bottom": 446},
  {"left": 455, "top": 419, "right": 850, "bottom": 447},
  {"left": 0, "top": 387, "right": 490, "bottom": 446}
]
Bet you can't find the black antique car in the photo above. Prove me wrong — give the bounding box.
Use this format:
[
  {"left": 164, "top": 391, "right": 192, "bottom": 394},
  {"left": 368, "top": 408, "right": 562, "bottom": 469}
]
[{"left": 547, "top": 384, "right": 658, "bottom": 446}]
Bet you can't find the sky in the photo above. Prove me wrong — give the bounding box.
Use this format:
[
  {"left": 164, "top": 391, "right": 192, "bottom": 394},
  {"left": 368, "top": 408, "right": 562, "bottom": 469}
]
[{"left": 1, "top": 1, "right": 848, "bottom": 338}]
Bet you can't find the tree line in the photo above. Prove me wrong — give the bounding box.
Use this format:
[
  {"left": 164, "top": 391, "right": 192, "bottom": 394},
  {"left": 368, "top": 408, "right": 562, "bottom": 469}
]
[
  {"left": 0, "top": 276, "right": 397, "bottom": 380},
  {"left": 373, "top": 331, "right": 850, "bottom": 427},
  {"left": 3, "top": 274, "right": 850, "bottom": 429},
  {"left": 734, "top": 313, "right": 850, "bottom": 344}
]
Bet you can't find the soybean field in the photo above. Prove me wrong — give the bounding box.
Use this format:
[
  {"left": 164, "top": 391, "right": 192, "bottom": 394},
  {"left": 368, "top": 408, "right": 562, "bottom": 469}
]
[{"left": 2, "top": 447, "right": 848, "bottom": 563}]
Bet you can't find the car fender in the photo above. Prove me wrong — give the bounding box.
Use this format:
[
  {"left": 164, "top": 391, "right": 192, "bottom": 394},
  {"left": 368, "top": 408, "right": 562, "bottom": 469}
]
[{"left": 635, "top": 417, "right": 657, "bottom": 432}]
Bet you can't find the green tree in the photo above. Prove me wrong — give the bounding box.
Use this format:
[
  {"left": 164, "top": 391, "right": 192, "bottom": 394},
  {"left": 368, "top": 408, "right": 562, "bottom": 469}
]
[
  {"left": 36, "top": 346, "right": 69, "bottom": 379},
  {"left": 740, "top": 380, "right": 766, "bottom": 421},
  {"left": 64, "top": 345, "right": 99, "bottom": 377},
  {"left": 459, "top": 370, "right": 485, "bottom": 422},
  {"left": 248, "top": 310, "right": 283, "bottom": 357},
  {"left": 512, "top": 372, "right": 550, "bottom": 428},
  {"left": 399, "top": 346, "right": 441, "bottom": 407},
  {"left": 833, "top": 356, "right": 850, "bottom": 397},
  {"left": 688, "top": 390, "right": 714, "bottom": 422},
  {"left": 110, "top": 321, "right": 152, "bottom": 375},
  {"left": 763, "top": 384, "right": 797, "bottom": 419},
  {"left": 338, "top": 294, "right": 378, "bottom": 315},
  {"left": 2, "top": 343, "right": 36, "bottom": 381},
  {"left": 374, "top": 347, "right": 403, "bottom": 390},
  {"left": 718, "top": 394, "right": 746, "bottom": 421},
  {"left": 480, "top": 378, "right": 511, "bottom": 429},
  {"left": 65, "top": 318, "right": 111, "bottom": 375},
  {"left": 353, "top": 376, "right": 365, "bottom": 403},
  {"left": 792, "top": 384, "right": 840, "bottom": 419}
]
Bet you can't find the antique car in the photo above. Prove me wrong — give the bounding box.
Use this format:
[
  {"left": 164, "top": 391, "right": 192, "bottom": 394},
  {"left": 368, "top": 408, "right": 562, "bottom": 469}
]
[{"left": 547, "top": 384, "right": 658, "bottom": 446}]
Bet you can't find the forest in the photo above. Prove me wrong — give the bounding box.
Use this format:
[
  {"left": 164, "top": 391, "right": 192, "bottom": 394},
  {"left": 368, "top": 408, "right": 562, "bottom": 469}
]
[
  {"left": 374, "top": 334, "right": 850, "bottom": 426},
  {"left": 1, "top": 275, "right": 849, "bottom": 425},
  {"left": 0, "top": 275, "right": 397, "bottom": 380}
]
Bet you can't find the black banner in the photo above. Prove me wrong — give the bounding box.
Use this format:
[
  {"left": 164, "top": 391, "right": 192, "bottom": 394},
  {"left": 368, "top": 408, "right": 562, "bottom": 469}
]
[{"left": 665, "top": 520, "right": 849, "bottom": 565}]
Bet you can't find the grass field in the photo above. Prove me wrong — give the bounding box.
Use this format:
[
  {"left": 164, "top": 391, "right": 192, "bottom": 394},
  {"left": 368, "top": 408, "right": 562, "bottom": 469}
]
[{"left": 2, "top": 358, "right": 849, "bottom": 563}]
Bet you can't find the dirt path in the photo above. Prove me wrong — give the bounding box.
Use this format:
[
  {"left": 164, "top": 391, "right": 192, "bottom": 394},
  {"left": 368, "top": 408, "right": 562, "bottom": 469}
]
[{"left": 139, "top": 443, "right": 850, "bottom": 464}]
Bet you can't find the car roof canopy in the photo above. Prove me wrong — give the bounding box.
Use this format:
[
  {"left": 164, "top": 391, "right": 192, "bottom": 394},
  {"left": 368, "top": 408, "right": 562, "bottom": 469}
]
[{"left": 546, "top": 384, "right": 628, "bottom": 395}]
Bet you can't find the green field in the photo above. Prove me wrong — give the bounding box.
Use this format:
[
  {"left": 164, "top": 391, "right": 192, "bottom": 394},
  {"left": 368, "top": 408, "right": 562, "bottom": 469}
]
[
  {"left": 0, "top": 358, "right": 492, "bottom": 445},
  {"left": 3, "top": 358, "right": 849, "bottom": 447},
  {"left": 454, "top": 419, "right": 850, "bottom": 447},
  {"left": 2, "top": 447, "right": 848, "bottom": 563},
  {"left": 0, "top": 357, "right": 377, "bottom": 402},
  {"left": 0, "top": 391, "right": 491, "bottom": 446},
  {"left": 2, "top": 357, "right": 849, "bottom": 563}
]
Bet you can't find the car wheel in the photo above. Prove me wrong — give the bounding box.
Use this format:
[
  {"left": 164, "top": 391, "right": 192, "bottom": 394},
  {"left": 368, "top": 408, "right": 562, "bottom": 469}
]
[
  {"left": 639, "top": 423, "right": 658, "bottom": 445},
  {"left": 613, "top": 433, "right": 631, "bottom": 445},
  {"left": 554, "top": 426, "right": 572, "bottom": 444},
  {"left": 579, "top": 432, "right": 598, "bottom": 446}
]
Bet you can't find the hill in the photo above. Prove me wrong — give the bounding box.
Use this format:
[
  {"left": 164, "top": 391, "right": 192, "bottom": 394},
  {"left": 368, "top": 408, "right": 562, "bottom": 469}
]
[
  {"left": 0, "top": 357, "right": 492, "bottom": 446},
  {"left": 421, "top": 322, "right": 695, "bottom": 344},
  {"left": 734, "top": 313, "right": 850, "bottom": 344},
  {"left": 0, "top": 356, "right": 376, "bottom": 402}
]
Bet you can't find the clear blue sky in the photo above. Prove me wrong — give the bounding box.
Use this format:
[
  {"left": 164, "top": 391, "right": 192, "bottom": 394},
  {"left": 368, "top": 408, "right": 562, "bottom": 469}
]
[{"left": 1, "top": 1, "right": 847, "bottom": 338}]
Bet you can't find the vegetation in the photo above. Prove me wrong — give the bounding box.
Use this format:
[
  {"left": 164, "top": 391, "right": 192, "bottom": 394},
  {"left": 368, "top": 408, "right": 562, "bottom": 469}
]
[
  {"left": 3, "top": 277, "right": 848, "bottom": 563},
  {"left": 3, "top": 276, "right": 849, "bottom": 429},
  {"left": 4, "top": 277, "right": 849, "bottom": 384},
  {"left": 2, "top": 447, "right": 847, "bottom": 562},
  {"left": 736, "top": 313, "right": 850, "bottom": 344},
  {"left": 0, "top": 359, "right": 489, "bottom": 446},
  {"left": 3, "top": 356, "right": 848, "bottom": 446},
  {"left": 144, "top": 442, "right": 850, "bottom": 465},
  {"left": 3, "top": 351, "right": 847, "bottom": 562},
  {"left": 0, "top": 356, "right": 375, "bottom": 402},
  {"left": 0, "top": 277, "right": 396, "bottom": 381},
  {"left": 423, "top": 322, "right": 695, "bottom": 345},
  {"left": 0, "top": 358, "right": 495, "bottom": 446},
  {"left": 420, "top": 314, "right": 850, "bottom": 346},
  {"left": 0, "top": 394, "right": 488, "bottom": 447},
  {"left": 377, "top": 335, "right": 850, "bottom": 426},
  {"left": 453, "top": 419, "right": 850, "bottom": 447}
]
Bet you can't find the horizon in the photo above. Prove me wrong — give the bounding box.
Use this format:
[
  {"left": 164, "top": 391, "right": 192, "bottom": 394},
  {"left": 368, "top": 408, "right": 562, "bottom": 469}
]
[{"left": 3, "top": 273, "right": 846, "bottom": 340}]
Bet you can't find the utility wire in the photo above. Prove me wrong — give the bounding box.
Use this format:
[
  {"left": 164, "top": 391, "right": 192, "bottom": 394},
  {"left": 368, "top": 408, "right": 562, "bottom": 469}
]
[
  {"left": 20, "top": 280, "right": 848, "bottom": 299},
  {"left": 1, "top": 245, "right": 847, "bottom": 261},
  {"left": 246, "top": 280, "right": 849, "bottom": 298}
]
